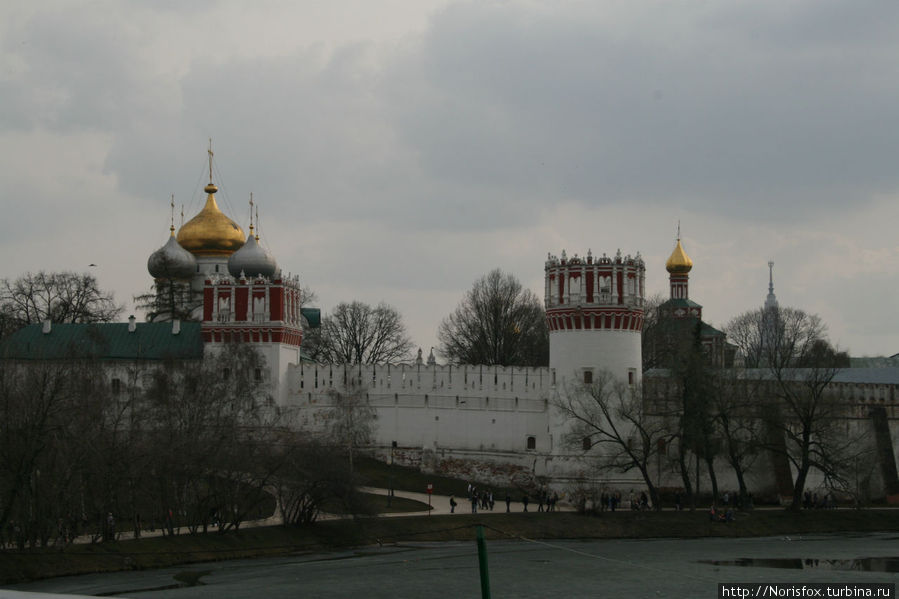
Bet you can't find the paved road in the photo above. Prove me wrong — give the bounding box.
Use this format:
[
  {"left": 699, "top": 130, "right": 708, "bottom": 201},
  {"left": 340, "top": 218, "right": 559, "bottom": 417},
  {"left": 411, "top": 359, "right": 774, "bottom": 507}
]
[{"left": 8, "top": 533, "right": 898, "bottom": 598}]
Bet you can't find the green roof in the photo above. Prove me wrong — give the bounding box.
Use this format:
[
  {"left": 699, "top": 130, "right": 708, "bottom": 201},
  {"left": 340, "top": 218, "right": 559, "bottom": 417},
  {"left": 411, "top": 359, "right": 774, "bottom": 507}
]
[
  {"left": 699, "top": 321, "right": 726, "bottom": 338},
  {"left": 660, "top": 298, "right": 704, "bottom": 309},
  {"left": 301, "top": 308, "right": 321, "bottom": 329},
  {"left": 0, "top": 322, "right": 205, "bottom": 361}
]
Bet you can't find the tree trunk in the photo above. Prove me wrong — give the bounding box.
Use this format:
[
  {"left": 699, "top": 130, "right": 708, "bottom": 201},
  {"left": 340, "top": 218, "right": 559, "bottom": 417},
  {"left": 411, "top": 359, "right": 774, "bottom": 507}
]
[
  {"left": 677, "top": 438, "right": 694, "bottom": 510},
  {"left": 704, "top": 453, "right": 719, "bottom": 505}
]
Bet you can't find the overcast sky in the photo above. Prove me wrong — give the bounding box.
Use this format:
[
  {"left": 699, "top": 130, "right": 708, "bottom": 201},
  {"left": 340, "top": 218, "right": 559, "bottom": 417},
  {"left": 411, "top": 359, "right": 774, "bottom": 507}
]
[{"left": 2, "top": 0, "right": 898, "bottom": 358}]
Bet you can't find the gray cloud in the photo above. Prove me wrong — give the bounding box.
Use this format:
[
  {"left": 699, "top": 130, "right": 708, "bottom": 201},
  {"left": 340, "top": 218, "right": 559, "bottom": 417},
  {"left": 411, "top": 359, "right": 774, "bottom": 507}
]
[{"left": 1, "top": 0, "right": 898, "bottom": 356}]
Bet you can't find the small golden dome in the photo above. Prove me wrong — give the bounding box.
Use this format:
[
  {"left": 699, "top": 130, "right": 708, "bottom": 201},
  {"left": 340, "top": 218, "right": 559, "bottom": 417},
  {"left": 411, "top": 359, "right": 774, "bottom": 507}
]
[
  {"left": 177, "top": 188, "right": 245, "bottom": 256},
  {"left": 666, "top": 239, "right": 693, "bottom": 274}
]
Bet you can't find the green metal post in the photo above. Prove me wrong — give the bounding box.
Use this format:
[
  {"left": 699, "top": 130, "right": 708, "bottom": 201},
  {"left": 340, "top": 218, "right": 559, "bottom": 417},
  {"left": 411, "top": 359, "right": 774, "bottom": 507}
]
[{"left": 476, "top": 525, "right": 492, "bottom": 599}]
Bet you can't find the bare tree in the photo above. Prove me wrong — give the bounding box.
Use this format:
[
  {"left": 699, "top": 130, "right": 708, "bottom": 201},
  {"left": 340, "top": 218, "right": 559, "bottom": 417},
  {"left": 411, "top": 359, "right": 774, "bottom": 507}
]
[
  {"left": 133, "top": 280, "right": 196, "bottom": 322},
  {"left": 0, "top": 272, "right": 122, "bottom": 336},
  {"left": 710, "top": 368, "right": 765, "bottom": 507},
  {"left": 554, "top": 370, "right": 667, "bottom": 510},
  {"left": 305, "top": 301, "right": 412, "bottom": 364},
  {"left": 726, "top": 306, "right": 853, "bottom": 510},
  {"left": 272, "top": 436, "right": 364, "bottom": 526},
  {"left": 639, "top": 292, "right": 668, "bottom": 371},
  {"left": 326, "top": 376, "right": 375, "bottom": 473},
  {"left": 143, "top": 344, "right": 276, "bottom": 533},
  {"left": 438, "top": 269, "right": 548, "bottom": 366},
  {"left": 0, "top": 360, "right": 74, "bottom": 545}
]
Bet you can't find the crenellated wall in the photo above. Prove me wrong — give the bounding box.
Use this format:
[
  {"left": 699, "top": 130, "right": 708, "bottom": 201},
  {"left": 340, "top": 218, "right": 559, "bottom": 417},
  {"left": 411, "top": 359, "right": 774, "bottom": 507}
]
[{"left": 287, "top": 363, "right": 564, "bottom": 464}]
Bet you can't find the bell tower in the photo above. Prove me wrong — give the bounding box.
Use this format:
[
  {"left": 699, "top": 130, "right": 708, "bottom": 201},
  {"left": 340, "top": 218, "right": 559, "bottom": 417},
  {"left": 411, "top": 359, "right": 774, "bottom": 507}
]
[{"left": 545, "top": 248, "right": 645, "bottom": 385}]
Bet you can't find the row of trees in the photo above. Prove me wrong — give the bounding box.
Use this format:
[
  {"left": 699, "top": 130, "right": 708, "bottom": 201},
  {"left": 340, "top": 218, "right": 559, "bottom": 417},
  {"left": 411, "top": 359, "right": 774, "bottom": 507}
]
[
  {"left": 559, "top": 305, "right": 864, "bottom": 511},
  {"left": 0, "top": 272, "right": 122, "bottom": 340},
  {"left": 306, "top": 268, "right": 549, "bottom": 367},
  {"left": 0, "top": 346, "right": 365, "bottom": 549}
]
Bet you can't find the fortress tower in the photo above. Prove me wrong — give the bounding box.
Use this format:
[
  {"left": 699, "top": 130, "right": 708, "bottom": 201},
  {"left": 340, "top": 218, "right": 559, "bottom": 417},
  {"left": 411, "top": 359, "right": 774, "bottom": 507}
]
[{"left": 545, "top": 249, "right": 645, "bottom": 385}]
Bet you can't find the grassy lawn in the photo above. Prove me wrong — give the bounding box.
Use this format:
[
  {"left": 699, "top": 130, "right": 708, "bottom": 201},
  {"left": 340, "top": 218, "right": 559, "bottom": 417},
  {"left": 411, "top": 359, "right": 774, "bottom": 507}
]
[
  {"left": 3, "top": 509, "right": 899, "bottom": 584},
  {"left": 322, "top": 492, "right": 431, "bottom": 515},
  {"left": 354, "top": 455, "right": 521, "bottom": 499}
]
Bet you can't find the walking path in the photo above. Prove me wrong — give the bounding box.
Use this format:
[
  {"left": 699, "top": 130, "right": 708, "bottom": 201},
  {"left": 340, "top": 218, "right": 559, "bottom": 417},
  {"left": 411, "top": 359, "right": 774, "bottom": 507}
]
[{"left": 359, "top": 486, "right": 574, "bottom": 516}]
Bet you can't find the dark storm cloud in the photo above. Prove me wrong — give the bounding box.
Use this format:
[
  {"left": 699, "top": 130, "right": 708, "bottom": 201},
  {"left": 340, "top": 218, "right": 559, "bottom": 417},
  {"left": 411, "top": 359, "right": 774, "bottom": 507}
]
[
  {"left": 382, "top": 1, "right": 899, "bottom": 222},
  {"left": 10, "top": 1, "right": 899, "bottom": 233}
]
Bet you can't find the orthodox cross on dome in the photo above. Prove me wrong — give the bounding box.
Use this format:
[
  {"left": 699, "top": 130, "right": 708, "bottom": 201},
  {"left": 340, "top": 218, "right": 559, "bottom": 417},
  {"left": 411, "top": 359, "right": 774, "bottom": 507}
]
[
  {"left": 208, "top": 138, "right": 214, "bottom": 184},
  {"left": 677, "top": 220, "right": 681, "bottom": 240},
  {"left": 248, "top": 193, "right": 255, "bottom": 236},
  {"left": 169, "top": 194, "right": 176, "bottom": 234}
]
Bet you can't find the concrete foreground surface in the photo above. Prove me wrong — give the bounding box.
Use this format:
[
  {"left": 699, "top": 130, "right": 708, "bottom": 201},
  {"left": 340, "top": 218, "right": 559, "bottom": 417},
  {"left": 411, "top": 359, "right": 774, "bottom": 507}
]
[{"left": 5, "top": 532, "right": 898, "bottom": 598}]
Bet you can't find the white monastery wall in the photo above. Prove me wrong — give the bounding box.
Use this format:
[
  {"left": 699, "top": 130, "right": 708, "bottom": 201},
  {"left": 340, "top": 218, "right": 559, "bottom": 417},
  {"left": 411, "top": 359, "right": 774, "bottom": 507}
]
[{"left": 288, "top": 362, "right": 558, "bottom": 455}]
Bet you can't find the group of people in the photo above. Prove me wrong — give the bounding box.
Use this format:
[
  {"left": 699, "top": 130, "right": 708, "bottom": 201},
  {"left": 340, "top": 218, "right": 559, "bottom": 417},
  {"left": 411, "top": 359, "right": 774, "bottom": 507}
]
[
  {"left": 596, "top": 490, "right": 650, "bottom": 512},
  {"left": 531, "top": 489, "right": 561, "bottom": 512},
  {"left": 708, "top": 504, "right": 736, "bottom": 522},
  {"left": 448, "top": 484, "right": 562, "bottom": 514},
  {"left": 802, "top": 490, "right": 836, "bottom": 509}
]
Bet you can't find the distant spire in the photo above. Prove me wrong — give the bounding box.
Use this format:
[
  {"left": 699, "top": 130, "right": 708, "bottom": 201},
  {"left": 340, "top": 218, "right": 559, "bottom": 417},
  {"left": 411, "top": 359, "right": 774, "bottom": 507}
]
[
  {"left": 180, "top": 205, "right": 184, "bottom": 228},
  {"left": 765, "top": 260, "right": 778, "bottom": 309},
  {"left": 255, "top": 205, "right": 260, "bottom": 240}
]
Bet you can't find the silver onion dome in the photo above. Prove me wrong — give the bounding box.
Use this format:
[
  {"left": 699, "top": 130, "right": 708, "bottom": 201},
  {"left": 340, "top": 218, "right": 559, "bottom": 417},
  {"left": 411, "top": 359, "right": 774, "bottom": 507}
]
[
  {"left": 228, "top": 233, "right": 277, "bottom": 278},
  {"left": 148, "top": 233, "right": 197, "bottom": 279}
]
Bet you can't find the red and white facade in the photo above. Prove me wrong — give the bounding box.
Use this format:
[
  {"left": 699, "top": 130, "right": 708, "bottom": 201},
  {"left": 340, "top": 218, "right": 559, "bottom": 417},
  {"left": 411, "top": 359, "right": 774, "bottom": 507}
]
[
  {"left": 202, "top": 274, "right": 304, "bottom": 404},
  {"left": 545, "top": 249, "right": 645, "bottom": 384}
]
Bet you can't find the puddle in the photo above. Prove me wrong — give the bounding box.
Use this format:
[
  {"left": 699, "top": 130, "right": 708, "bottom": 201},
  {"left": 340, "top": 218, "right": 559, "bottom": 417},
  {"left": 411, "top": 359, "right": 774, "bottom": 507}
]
[
  {"left": 96, "top": 569, "right": 211, "bottom": 596},
  {"left": 700, "top": 558, "right": 899, "bottom": 573}
]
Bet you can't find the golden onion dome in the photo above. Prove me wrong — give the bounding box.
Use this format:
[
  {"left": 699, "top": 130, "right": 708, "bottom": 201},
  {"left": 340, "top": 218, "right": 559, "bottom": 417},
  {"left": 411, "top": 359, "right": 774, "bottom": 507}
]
[
  {"left": 176, "top": 184, "right": 246, "bottom": 256},
  {"left": 665, "top": 239, "right": 693, "bottom": 274}
]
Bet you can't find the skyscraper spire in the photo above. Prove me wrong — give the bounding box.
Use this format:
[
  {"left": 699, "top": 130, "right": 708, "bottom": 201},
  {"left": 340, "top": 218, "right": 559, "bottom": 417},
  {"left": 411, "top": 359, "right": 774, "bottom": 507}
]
[{"left": 765, "top": 260, "right": 778, "bottom": 309}]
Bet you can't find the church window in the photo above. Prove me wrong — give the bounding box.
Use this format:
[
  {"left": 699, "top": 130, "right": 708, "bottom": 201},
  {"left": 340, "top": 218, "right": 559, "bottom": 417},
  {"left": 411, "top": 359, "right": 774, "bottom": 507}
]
[
  {"left": 254, "top": 368, "right": 263, "bottom": 382},
  {"left": 111, "top": 378, "right": 121, "bottom": 394},
  {"left": 582, "top": 437, "right": 592, "bottom": 450},
  {"left": 628, "top": 369, "right": 635, "bottom": 385},
  {"left": 583, "top": 370, "right": 593, "bottom": 385},
  {"left": 526, "top": 436, "right": 536, "bottom": 450},
  {"left": 215, "top": 265, "right": 219, "bottom": 273}
]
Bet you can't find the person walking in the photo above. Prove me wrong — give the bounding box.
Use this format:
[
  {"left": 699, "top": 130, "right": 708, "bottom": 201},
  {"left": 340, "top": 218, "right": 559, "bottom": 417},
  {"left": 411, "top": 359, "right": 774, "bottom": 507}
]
[
  {"left": 450, "top": 495, "right": 457, "bottom": 514},
  {"left": 505, "top": 493, "right": 511, "bottom": 513}
]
